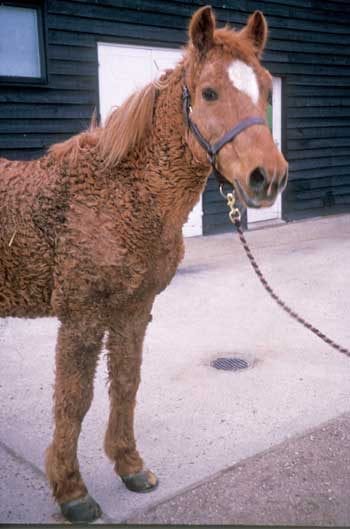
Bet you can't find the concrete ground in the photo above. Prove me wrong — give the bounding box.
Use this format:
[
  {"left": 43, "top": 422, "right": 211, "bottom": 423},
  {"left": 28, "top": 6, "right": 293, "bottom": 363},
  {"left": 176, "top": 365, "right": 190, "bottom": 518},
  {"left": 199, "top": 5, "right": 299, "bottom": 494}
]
[
  {"left": 127, "top": 413, "right": 350, "bottom": 526},
  {"left": 1, "top": 213, "right": 350, "bottom": 525}
]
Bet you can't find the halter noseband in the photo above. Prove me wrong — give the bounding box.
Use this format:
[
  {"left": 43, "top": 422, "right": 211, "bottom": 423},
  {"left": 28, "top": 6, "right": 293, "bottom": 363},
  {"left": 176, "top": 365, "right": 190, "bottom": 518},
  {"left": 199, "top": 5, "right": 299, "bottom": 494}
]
[{"left": 182, "top": 85, "right": 267, "bottom": 187}]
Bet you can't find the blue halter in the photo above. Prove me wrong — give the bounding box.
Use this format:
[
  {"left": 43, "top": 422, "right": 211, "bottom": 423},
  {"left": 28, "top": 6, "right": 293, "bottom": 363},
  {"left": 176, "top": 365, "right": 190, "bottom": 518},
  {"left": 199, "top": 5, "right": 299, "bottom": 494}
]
[{"left": 182, "top": 85, "right": 266, "bottom": 186}]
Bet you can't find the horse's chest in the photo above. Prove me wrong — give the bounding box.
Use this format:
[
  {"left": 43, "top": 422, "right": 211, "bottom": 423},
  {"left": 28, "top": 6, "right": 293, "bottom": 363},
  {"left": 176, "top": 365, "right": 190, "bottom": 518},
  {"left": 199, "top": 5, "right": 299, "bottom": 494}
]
[
  {"left": 114, "top": 217, "right": 184, "bottom": 296},
  {"left": 151, "top": 243, "right": 183, "bottom": 293},
  {"left": 125, "top": 236, "right": 183, "bottom": 297}
]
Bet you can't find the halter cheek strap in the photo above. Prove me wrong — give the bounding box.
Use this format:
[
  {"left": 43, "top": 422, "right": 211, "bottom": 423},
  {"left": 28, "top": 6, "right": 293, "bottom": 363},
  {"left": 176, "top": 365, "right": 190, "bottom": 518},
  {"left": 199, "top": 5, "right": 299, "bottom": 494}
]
[{"left": 182, "top": 85, "right": 267, "bottom": 186}]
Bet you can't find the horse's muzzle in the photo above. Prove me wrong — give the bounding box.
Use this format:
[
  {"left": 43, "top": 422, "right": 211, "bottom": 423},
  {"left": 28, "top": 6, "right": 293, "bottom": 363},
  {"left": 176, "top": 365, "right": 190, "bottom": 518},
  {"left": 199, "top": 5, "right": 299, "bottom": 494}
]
[{"left": 245, "top": 166, "right": 288, "bottom": 206}]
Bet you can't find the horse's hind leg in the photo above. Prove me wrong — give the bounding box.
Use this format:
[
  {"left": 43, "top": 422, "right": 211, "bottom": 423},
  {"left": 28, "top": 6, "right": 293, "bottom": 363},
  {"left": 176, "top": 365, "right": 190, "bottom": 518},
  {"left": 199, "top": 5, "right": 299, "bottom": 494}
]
[
  {"left": 104, "top": 300, "right": 158, "bottom": 493},
  {"left": 45, "top": 318, "right": 104, "bottom": 523}
]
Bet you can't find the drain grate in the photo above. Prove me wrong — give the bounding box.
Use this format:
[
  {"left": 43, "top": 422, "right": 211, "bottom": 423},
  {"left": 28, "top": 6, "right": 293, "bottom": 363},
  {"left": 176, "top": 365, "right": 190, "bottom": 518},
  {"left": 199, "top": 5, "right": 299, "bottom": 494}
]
[{"left": 211, "top": 357, "right": 249, "bottom": 371}]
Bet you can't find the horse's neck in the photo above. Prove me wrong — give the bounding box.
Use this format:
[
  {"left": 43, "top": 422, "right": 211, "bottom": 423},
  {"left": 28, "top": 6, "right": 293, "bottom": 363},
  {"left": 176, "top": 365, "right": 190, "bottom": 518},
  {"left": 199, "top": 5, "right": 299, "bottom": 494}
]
[{"left": 147, "top": 76, "right": 209, "bottom": 230}]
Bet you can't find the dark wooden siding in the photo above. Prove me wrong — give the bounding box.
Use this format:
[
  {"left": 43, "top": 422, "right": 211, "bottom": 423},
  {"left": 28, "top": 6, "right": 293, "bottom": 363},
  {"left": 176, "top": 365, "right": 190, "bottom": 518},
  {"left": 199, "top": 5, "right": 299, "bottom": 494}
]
[
  {"left": 202, "top": 0, "right": 350, "bottom": 232},
  {"left": 0, "top": 0, "right": 349, "bottom": 233}
]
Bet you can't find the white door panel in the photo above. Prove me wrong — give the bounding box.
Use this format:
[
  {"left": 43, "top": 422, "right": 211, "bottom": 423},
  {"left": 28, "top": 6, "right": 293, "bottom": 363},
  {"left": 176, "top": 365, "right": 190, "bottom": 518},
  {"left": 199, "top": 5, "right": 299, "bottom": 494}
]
[
  {"left": 98, "top": 44, "right": 152, "bottom": 123},
  {"left": 98, "top": 42, "right": 202, "bottom": 237},
  {"left": 151, "top": 49, "right": 181, "bottom": 77}
]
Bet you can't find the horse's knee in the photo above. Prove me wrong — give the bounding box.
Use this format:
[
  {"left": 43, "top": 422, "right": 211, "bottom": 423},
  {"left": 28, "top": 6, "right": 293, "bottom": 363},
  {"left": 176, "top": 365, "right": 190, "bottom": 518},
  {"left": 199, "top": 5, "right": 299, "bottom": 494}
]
[
  {"left": 53, "top": 321, "right": 103, "bottom": 419},
  {"left": 115, "top": 379, "right": 140, "bottom": 401},
  {"left": 59, "top": 377, "right": 94, "bottom": 413}
]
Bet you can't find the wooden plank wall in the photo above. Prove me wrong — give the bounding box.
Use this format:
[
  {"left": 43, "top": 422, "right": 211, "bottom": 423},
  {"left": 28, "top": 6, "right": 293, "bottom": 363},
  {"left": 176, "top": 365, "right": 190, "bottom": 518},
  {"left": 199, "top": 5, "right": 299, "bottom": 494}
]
[{"left": 0, "top": 0, "right": 349, "bottom": 233}]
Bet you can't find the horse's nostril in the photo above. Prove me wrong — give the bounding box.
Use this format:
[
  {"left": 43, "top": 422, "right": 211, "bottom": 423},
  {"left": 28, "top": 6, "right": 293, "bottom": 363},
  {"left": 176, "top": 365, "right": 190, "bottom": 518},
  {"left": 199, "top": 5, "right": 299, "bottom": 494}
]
[{"left": 249, "top": 168, "right": 266, "bottom": 192}]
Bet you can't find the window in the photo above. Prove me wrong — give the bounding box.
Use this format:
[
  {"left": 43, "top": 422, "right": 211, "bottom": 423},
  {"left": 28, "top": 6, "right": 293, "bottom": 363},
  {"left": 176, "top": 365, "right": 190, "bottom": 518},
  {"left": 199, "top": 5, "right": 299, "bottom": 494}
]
[{"left": 0, "top": 2, "right": 47, "bottom": 84}]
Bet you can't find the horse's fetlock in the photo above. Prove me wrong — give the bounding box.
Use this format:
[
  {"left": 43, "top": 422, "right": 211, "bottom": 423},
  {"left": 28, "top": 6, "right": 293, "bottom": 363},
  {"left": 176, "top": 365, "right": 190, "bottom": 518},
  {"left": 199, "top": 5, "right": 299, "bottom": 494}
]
[
  {"left": 45, "top": 444, "right": 87, "bottom": 503},
  {"left": 114, "top": 457, "right": 143, "bottom": 477}
]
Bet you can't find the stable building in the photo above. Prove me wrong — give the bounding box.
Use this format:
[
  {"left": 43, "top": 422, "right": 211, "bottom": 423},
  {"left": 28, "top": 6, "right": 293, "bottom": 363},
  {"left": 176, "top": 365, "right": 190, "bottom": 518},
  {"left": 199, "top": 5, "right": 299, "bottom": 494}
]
[{"left": 0, "top": 0, "right": 349, "bottom": 235}]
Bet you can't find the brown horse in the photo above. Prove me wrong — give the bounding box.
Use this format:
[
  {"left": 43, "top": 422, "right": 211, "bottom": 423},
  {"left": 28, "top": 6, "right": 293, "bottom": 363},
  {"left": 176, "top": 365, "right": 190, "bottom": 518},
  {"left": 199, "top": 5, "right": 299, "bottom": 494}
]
[{"left": 0, "top": 6, "right": 287, "bottom": 523}]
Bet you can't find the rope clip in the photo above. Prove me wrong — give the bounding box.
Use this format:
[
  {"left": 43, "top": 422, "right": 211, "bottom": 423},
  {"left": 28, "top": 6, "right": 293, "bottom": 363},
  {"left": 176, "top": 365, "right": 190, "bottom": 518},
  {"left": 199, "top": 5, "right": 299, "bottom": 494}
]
[{"left": 219, "top": 185, "right": 241, "bottom": 225}]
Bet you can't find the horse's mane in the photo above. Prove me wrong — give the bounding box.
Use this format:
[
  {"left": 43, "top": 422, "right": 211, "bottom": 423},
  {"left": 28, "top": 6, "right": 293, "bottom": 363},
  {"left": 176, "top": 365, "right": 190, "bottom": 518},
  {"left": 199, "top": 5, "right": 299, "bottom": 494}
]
[
  {"left": 49, "top": 110, "right": 99, "bottom": 165},
  {"left": 98, "top": 82, "right": 159, "bottom": 168},
  {"left": 49, "top": 79, "right": 167, "bottom": 168}
]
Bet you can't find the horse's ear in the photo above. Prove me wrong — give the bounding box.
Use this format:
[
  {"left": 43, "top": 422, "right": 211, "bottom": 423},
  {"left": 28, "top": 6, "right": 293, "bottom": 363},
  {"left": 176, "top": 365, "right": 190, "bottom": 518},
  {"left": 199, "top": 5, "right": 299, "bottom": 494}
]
[
  {"left": 189, "top": 6, "right": 216, "bottom": 55},
  {"left": 240, "top": 11, "right": 268, "bottom": 57}
]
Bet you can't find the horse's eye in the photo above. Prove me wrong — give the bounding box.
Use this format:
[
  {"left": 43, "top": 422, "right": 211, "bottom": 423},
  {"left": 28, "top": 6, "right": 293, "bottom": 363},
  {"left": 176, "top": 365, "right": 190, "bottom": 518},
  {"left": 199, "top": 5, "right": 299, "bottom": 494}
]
[{"left": 202, "top": 87, "right": 218, "bottom": 101}]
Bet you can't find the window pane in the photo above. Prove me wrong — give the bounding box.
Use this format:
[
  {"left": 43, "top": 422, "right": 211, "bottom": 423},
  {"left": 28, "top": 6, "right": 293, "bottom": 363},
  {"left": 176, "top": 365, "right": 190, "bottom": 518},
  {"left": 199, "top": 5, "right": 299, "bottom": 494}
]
[{"left": 0, "top": 5, "right": 41, "bottom": 78}]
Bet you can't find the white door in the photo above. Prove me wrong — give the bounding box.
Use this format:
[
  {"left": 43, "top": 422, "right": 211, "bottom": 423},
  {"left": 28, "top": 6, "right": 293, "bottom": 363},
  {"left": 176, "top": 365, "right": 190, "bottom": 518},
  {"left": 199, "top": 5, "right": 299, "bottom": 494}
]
[
  {"left": 247, "top": 77, "right": 283, "bottom": 225},
  {"left": 97, "top": 42, "right": 203, "bottom": 237}
]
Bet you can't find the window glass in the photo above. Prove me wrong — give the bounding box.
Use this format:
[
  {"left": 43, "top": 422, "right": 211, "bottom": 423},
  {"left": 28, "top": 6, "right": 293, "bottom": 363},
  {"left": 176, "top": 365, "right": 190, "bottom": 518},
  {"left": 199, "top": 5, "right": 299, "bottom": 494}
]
[{"left": 0, "top": 5, "right": 41, "bottom": 78}]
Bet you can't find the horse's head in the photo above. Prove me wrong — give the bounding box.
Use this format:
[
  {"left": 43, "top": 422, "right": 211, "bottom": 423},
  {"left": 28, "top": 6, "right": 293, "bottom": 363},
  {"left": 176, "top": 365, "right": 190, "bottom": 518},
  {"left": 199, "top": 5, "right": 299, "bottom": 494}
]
[{"left": 184, "top": 6, "right": 288, "bottom": 208}]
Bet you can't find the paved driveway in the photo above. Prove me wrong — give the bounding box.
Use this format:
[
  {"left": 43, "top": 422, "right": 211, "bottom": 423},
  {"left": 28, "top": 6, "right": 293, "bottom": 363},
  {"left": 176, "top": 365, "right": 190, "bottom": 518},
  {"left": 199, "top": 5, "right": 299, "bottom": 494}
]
[{"left": 1, "top": 214, "right": 350, "bottom": 524}]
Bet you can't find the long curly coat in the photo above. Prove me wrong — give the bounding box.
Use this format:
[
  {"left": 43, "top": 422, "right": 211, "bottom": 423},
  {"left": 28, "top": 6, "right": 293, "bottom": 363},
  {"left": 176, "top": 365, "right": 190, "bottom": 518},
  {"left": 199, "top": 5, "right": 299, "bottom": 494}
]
[
  {"left": 0, "top": 5, "right": 287, "bottom": 523},
  {"left": 0, "top": 71, "right": 206, "bottom": 320},
  {"left": 0, "top": 49, "right": 209, "bottom": 508}
]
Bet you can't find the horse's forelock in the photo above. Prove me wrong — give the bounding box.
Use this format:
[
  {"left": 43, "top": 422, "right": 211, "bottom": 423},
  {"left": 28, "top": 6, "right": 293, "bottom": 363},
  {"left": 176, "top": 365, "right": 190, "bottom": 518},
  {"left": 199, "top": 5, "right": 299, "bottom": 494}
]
[
  {"left": 187, "top": 25, "right": 259, "bottom": 69},
  {"left": 214, "top": 26, "right": 258, "bottom": 59}
]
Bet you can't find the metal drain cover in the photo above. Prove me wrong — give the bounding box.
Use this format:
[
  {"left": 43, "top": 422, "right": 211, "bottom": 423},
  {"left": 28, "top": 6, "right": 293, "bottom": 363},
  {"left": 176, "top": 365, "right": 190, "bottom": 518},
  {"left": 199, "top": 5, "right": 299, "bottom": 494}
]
[{"left": 211, "top": 357, "right": 249, "bottom": 371}]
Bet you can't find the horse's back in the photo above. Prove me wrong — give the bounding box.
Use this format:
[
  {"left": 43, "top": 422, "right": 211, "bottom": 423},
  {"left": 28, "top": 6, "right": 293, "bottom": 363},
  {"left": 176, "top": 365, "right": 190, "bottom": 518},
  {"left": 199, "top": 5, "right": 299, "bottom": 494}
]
[{"left": 0, "top": 156, "right": 56, "bottom": 318}]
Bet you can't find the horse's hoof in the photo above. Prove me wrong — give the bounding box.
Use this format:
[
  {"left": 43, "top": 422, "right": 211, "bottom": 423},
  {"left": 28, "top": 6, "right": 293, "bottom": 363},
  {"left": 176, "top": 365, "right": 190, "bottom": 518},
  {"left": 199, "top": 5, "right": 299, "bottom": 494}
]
[
  {"left": 121, "top": 469, "right": 159, "bottom": 493},
  {"left": 60, "top": 494, "right": 102, "bottom": 523}
]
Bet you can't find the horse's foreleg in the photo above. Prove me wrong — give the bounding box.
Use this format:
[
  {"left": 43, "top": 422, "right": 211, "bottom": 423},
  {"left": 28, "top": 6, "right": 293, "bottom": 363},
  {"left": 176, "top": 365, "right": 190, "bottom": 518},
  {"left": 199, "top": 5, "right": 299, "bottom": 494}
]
[
  {"left": 45, "top": 319, "right": 103, "bottom": 522},
  {"left": 104, "top": 302, "right": 158, "bottom": 493}
]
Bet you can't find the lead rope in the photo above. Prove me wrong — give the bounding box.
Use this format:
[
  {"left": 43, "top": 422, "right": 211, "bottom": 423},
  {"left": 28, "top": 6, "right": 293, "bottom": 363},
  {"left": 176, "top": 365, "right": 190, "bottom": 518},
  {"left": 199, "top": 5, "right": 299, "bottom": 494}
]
[{"left": 221, "top": 187, "right": 350, "bottom": 358}]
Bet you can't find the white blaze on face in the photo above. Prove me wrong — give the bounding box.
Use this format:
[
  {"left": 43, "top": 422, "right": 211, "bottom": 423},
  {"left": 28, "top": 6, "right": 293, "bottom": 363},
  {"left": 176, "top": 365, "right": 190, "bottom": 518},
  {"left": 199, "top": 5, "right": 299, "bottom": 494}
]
[{"left": 228, "top": 60, "right": 259, "bottom": 105}]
